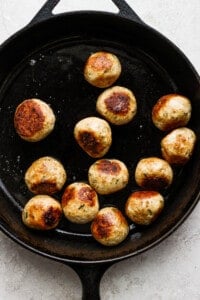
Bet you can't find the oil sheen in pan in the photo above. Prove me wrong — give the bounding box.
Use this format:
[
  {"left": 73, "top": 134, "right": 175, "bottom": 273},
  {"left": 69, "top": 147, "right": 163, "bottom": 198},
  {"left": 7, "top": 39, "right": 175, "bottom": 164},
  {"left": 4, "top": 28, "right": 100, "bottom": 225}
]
[{"left": 0, "top": 36, "right": 180, "bottom": 237}]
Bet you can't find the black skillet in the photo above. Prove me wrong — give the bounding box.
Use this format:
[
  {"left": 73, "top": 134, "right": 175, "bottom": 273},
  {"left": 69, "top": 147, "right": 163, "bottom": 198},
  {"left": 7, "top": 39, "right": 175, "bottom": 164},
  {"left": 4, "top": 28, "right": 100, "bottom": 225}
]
[{"left": 0, "top": 0, "right": 200, "bottom": 299}]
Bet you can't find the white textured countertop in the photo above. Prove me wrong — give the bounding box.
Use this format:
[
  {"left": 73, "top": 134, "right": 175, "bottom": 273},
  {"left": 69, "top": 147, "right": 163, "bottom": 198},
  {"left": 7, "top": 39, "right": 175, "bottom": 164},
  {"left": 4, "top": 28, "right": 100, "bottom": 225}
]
[{"left": 0, "top": 1, "right": 200, "bottom": 299}]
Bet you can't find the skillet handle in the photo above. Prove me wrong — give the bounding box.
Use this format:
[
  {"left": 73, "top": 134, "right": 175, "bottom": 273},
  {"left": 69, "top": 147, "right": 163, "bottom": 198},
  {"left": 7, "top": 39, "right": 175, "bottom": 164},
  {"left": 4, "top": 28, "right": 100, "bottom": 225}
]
[
  {"left": 29, "top": 0, "right": 60, "bottom": 25},
  {"left": 111, "top": 0, "right": 143, "bottom": 23},
  {"left": 29, "top": 0, "right": 144, "bottom": 25},
  {"left": 68, "top": 262, "right": 112, "bottom": 300}
]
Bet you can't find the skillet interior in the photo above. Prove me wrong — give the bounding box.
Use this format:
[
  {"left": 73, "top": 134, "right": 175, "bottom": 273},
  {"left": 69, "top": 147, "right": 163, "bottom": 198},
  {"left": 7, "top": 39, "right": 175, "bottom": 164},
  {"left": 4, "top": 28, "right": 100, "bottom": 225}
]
[{"left": 0, "top": 12, "right": 200, "bottom": 263}]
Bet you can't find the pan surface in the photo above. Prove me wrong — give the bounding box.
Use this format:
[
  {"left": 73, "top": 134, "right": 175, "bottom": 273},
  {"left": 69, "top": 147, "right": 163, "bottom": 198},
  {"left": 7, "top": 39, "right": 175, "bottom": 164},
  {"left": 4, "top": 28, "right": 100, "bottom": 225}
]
[{"left": 0, "top": 10, "right": 200, "bottom": 264}]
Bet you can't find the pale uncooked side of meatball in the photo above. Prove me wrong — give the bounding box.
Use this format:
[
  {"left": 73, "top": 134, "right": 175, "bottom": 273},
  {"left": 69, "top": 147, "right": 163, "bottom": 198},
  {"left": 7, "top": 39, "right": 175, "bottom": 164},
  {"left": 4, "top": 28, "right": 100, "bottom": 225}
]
[
  {"left": 135, "top": 157, "right": 173, "bottom": 190},
  {"left": 152, "top": 94, "right": 192, "bottom": 131},
  {"left": 161, "top": 127, "right": 196, "bottom": 165},
  {"left": 14, "top": 98, "right": 56, "bottom": 142},
  {"left": 25, "top": 156, "right": 67, "bottom": 195},
  {"left": 61, "top": 182, "right": 99, "bottom": 224},
  {"left": 96, "top": 86, "right": 137, "bottom": 125},
  {"left": 84, "top": 51, "right": 121, "bottom": 88},
  {"left": 22, "top": 195, "right": 62, "bottom": 230},
  {"left": 91, "top": 207, "right": 129, "bottom": 246},
  {"left": 74, "top": 117, "right": 112, "bottom": 158},
  {"left": 88, "top": 159, "right": 129, "bottom": 195},
  {"left": 125, "top": 191, "right": 164, "bottom": 225}
]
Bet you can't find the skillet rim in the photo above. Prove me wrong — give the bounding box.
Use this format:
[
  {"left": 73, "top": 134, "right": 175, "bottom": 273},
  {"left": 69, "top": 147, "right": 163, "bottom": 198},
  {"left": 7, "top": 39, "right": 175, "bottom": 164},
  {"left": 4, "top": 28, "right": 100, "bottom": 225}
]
[
  {"left": 0, "top": 9, "right": 199, "bottom": 82},
  {"left": 0, "top": 10, "right": 200, "bottom": 264},
  {"left": 1, "top": 194, "right": 199, "bottom": 265}
]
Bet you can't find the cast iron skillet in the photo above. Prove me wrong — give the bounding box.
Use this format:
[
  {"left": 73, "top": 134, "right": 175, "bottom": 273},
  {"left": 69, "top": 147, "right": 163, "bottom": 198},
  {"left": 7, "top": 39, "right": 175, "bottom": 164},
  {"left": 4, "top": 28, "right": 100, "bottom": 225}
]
[{"left": 0, "top": 0, "right": 200, "bottom": 299}]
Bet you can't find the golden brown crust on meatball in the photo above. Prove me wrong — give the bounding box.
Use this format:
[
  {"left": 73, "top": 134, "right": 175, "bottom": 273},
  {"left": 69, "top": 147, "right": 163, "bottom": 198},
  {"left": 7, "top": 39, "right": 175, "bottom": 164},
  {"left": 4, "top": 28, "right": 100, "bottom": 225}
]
[
  {"left": 61, "top": 182, "right": 99, "bottom": 224},
  {"left": 152, "top": 94, "right": 192, "bottom": 131},
  {"left": 91, "top": 207, "right": 129, "bottom": 246},
  {"left": 15, "top": 100, "right": 45, "bottom": 136},
  {"left": 84, "top": 51, "right": 121, "bottom": 88},
  {"left": 88, "top": 159, "right": 129, "bottom": 195},
  {"left": 161, "top": 127, "right": 196, "bottom": 165},
  {"left": 95, "top": 159, "right": 121, "bottom": 175},
  {"left": 96, "top": 86, "right": 137, "bottom": 125},
  {"left": 74, "top": 117, "right": 112, "bottom": 158},
  {"left": 25, "top": 156, "right": 67, "bottom": 195},
  {"left": 125, "top": 191, "right": 164, "bottom": 225},
  {"left": 22, "top": 195, "right": 62, "bottom": 230},
  {"left": 14, "top": 99, "right": 55, "bottom": 142},
  {"left": 135, "top": 157, "right": 173, "bottom": 190}
]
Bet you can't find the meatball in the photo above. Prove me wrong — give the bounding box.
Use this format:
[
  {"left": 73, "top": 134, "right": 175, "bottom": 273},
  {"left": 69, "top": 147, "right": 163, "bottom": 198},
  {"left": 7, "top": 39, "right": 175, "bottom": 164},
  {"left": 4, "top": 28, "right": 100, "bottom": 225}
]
[
  {"left": 22, "top": 195, "right": 62, "bottom": 230},
  {"left": 96, "top": 86, "right": 137, "bottom": 125},
  {"left": 91, "top": 207, "right": 129, "bottom": 246},
  {"left": 14, "top": 98, "right": 56, "bottom": 142},
  {"left": 25, "top": 156, "right": 67, "bottom": 195},
  {"left": 161, "top": 127, "right": 196, "bottom": 165},
  {"left": 61, "top": 182, "right": 99, "bottom": 224},
  {"left": 125, "top": 191, "right": 164, "bottom": 225},
  {"left": 135, "top": 157, "right": 173, "bottom": 190},
  {"left": 84, "top": 51, "right": 121, "bottom": 88},
  {"left": 152, "top": 94, "right": 192, "bottom": 131},
  {"left": 74, "top": 117, "right": 112, "bottom": 158},
  {"left": 88, "top": 159, "right": 129, "bottom": 195}
]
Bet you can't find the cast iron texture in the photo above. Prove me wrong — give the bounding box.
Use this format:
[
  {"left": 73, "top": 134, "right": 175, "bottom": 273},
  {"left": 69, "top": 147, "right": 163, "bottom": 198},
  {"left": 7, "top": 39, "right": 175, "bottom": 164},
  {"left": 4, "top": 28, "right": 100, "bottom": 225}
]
[{"left": 0, "top": 1, "right": 200, "bottom": 299}]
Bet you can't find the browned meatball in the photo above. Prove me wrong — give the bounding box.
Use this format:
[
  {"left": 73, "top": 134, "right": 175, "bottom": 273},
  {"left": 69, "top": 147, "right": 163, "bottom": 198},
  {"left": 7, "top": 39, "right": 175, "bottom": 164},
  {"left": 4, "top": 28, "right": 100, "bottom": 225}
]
[
  {"left": 88, "top": 159, "right": 129, "bottom": 195},
  {"left": 14, "top": 98, "right": 55, "bottom": 142},
  {"left": 25, "top": 156, "right": 67, "bottom": 195},
  {"left": 22, "top": 195, "right": 62, "bottom": 230},
  {"left": 84, "top": 51, "right": 121, "bottom": 88},
  {"left": 125, "top": 191, "right": 164, "bottom": 225},
  {"left": 74, "top": 117, "right": 112, "bottom": 158},
  {"left": 135, "top": 157, "right": 173, "bottom": 190},
  {"left": 161, "top": 127, "right": 196, "bottom": 165},
  {"left": 152, "top": 94, "right": 192, "bottom": 131},
  {"left": 62, "top": 182, "right": 99, "bottom": 224},
  {"left": 91, "top": 207, "right": 129, "bottom": 246},
  {"left": 96, "top": 86, "right": 137, "bottom": 125}
]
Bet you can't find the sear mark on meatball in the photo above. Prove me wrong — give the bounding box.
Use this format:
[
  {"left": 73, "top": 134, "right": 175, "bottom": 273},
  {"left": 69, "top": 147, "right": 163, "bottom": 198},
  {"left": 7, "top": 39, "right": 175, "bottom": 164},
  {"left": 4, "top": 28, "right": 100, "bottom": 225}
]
[
  {"left": 96, "top": 160, "right": 121, "bottom": 175},
  {"left": 89, "top": 53, "right": 113, "bottom": 71},
  {"left": 43, "top": 207, "right": 61, "bottom": 227},
  {"left": 105, "top": 92, "right": 130, "bottom": 115},
  {"left": 14, "top": 100, "right": 45, "bottom": 137},
  {"left": 92, "top": 213, "right": 113, "bottom": 239},
  {"left": 132, "top": 191, "right": 159, "bottom": 199},
  {"left": 31, "top": 181, "right": 57, "bottom": 195},
  {"left": 78, "top": 130, "right": 104, "bottom": 155},
  {"left": 152, "top": 95, "right": 170, "bottom": 115},
  {"left": 78, "top": 187, "right": 96, "bottom": 206},
  {"left": 141, "top": 176, "right": 171, "bottom": 190},
  {"left": 62, "top": 187, "right": 75, "bottom": 206}
]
